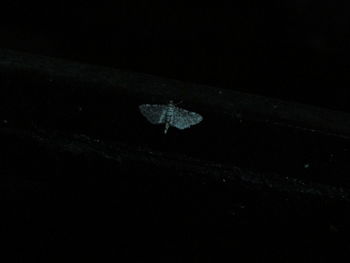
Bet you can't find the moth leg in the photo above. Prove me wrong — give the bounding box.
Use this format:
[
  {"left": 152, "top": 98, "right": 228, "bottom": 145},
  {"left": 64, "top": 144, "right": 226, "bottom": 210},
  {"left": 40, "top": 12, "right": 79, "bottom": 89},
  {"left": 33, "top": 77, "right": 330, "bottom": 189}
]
[{"left": 164, "top": 122, "right": 170, "bottom": 134}]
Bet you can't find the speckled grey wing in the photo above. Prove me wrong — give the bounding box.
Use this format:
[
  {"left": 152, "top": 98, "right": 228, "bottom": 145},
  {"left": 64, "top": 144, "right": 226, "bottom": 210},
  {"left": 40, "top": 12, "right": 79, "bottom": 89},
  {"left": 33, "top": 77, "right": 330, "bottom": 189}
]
[
  {"left": 170, "top": 107, "right": 203, "bottom": 130},
  {"left": 139, "top": 104, "right": 168, "bottom": 124}
]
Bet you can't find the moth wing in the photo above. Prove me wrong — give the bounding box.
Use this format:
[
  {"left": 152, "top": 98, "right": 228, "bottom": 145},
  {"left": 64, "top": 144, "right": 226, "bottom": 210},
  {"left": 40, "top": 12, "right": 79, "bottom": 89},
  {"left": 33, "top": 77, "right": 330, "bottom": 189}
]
[
  {"left": 170, "top": 107, "right": 203, "bottom": 130},
  {"left": 139, "top": 104, "right": 168, "bottom": 124}
]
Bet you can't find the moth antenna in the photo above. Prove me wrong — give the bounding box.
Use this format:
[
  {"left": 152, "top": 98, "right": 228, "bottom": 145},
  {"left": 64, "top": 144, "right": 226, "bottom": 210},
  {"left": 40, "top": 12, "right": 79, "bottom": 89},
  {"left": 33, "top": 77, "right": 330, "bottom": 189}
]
[{"left": 173, "top": 100, "right": 183, "bottom": 106}]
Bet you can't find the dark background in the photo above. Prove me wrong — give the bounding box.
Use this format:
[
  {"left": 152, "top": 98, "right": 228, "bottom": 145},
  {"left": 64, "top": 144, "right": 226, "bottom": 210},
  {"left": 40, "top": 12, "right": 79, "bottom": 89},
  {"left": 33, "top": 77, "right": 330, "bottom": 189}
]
[
  {"left": 1, "top": 2, "right": 350, "bottom": 262},
  {"left": 1, "top": 2, "right": 350, "bottom": 111}
]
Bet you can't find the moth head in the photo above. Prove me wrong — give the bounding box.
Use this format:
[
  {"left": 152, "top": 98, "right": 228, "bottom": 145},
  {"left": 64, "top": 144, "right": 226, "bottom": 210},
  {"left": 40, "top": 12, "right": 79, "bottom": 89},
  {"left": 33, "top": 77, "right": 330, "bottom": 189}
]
[{"left": 169, "top": 100, "right": 183, "bottom": 106}]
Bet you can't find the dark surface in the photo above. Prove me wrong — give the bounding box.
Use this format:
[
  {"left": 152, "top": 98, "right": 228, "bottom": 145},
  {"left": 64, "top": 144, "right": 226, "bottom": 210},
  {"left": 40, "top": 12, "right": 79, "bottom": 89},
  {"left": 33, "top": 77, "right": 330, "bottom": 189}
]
[
  {"left": 1, "top": 49, "right": 350, "bottom": 262},
  {"left": 1, "top": 3, "right": 350, "bottom": 111},
  {"left": 1, "top": 3, "right": 350, "bottom": 262}
]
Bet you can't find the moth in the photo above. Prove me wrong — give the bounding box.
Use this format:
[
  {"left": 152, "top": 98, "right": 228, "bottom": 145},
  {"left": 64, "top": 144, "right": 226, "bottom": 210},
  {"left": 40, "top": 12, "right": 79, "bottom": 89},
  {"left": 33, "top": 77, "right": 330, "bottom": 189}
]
[{"left": 139, "top": 100, "right": 203, "bottom": 134}]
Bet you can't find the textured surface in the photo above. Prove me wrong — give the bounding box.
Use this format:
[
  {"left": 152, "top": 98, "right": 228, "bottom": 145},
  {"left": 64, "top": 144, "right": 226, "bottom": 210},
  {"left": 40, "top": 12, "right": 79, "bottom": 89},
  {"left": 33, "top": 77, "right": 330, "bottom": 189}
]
[
  {"left": 2, "top": 3, "right": 350, "bottom": 261},
  {"left": 1, "top": 48, "right": 350, "bottom": 262}
]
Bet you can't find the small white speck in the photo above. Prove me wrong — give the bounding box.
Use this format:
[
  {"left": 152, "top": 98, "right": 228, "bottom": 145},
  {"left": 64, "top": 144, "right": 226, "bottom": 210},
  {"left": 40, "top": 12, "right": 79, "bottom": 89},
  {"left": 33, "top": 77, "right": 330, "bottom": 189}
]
[
  {"left": 78, "top": 106, "right": 83, "bottom": 112},
  {"left": 222, "top": 178, "right": 226, "bottom": 183},
  {"left": 3, "top": 120, "right": 8, "bottom": 124},
  {"left": 235, "top": 113, "right": 243, "bottom": 123},
  {"left": 218, "top": 90, "right": 223, "bottom": 95},
  {"left": 304, "top": 163, "right": 310, "bottom": 169}
]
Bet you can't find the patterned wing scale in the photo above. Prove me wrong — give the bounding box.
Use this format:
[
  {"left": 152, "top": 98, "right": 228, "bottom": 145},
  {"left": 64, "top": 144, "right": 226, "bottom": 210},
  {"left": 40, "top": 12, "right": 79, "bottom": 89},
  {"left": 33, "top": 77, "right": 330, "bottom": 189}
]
[
  {"left": 139, "top": 104, "right": 167, "bottom": 124},
  {"left": 170, "top": 107, "right": 203, "bottom": 130}
]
